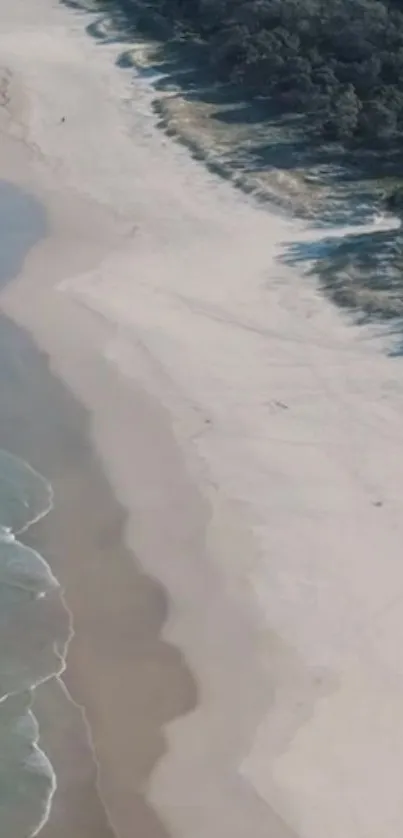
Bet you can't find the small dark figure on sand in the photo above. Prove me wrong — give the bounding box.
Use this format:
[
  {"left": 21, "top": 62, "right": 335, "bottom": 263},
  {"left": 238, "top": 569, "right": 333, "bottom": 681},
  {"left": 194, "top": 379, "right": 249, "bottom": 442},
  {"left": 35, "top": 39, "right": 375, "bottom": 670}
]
[{"left": 61, "top": 116, "right": 66, "bottom": 123}]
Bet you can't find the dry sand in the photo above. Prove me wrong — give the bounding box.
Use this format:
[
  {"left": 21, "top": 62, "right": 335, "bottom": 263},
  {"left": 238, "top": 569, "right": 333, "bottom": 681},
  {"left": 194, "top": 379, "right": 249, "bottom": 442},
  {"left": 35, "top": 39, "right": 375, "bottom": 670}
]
[{"left": 0, "top": 1, "right": 403, "bottom": 837}]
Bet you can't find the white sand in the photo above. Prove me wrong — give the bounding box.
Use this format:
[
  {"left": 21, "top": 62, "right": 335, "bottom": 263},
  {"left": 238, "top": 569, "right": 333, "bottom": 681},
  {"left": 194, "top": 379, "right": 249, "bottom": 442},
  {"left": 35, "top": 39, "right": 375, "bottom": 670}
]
[{"left": 1, "top": 1, "right": 403, "bottom": 837}]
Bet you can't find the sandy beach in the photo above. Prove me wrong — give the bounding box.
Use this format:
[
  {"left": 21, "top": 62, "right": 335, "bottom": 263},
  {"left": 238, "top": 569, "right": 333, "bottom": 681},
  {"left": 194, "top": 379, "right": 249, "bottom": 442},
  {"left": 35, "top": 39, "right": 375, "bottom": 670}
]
[{"left": 1, "top": 1, "right": 403, "bottom": 837}]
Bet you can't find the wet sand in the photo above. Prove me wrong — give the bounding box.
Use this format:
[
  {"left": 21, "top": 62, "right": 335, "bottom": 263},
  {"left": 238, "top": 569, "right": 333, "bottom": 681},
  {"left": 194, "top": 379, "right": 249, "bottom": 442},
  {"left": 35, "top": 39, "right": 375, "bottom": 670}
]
[
  {"left": 0, "top": 105, "right": 200, "bottom": 837},
  {"left": 0, "top": 185, "right": 290, "bottom": 838},
  {"left": 4, "top": 0, "right": 403, "bottom": 837},
  {"left": 0, "top": 311, "right": 197, "bottom": 838}
]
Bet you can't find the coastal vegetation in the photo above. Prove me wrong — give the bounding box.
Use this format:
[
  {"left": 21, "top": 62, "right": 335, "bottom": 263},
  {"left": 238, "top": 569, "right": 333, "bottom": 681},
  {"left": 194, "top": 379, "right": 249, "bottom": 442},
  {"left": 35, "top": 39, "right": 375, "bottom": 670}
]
[
  {"left": 386, "top": 186, "right": 403, "bottom": 213},
  {"left": 82, "top": 0, "right": 403, "bottom": 323},
  {"left": 115, "top": 0, "right": 403, "bottom": 149}
]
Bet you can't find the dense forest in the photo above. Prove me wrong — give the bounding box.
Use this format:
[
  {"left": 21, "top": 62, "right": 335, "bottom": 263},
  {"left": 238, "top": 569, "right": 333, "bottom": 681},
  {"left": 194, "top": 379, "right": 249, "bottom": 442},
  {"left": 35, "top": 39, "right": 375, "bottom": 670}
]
[{"left": 134, "top": 0, "right": 403, "bottom": 147}]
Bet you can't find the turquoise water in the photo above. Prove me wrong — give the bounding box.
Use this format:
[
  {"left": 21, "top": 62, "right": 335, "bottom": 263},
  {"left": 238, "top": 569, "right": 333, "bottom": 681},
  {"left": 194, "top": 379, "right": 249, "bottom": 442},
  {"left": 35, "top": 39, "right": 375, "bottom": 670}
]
[
  {"left": 0, "top": 181, "right": 62, "bottom": 836},
  {"left": 0, "top": 451, "right": 68, "bottom": 837}
]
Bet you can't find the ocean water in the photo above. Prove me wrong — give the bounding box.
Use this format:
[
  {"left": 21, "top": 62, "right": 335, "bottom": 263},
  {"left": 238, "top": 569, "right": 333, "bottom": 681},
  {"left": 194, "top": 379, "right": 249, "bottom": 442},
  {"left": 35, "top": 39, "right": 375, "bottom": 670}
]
[
  {"left": 0, "top": 451, "right": 69, "bottom": 838},
  {"left": 0, "top": 181, "right": 65, "bottom": 836}
]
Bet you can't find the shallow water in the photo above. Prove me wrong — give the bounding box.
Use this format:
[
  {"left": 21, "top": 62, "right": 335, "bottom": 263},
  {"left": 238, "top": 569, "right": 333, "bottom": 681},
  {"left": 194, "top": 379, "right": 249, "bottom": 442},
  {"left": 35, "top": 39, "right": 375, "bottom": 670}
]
[
  {"left": 0, "top": 453, "right": 69, "bottom": 838},
  {"left": 0, "top": 180, "right": 46, "bottom": 290},
  {"left": 0, "top": 181, "right": 66, "bottom": 837}
]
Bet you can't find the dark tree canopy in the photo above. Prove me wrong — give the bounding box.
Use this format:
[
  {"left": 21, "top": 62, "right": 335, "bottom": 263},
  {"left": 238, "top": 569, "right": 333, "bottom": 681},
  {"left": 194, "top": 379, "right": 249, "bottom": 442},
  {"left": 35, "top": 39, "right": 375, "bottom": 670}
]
[{"left": 145, "top": 0, "right": 403, "bottom": 146}]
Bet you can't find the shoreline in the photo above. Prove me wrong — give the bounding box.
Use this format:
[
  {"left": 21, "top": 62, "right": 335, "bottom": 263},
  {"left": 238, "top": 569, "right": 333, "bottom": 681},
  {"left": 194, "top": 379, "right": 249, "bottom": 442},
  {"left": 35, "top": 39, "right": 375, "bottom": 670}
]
[
  {"left": 0, "top": 47, "right": 201, "bottom": 838},
  {"left": 0, "top": 454, "right": 61, "bottom": 838},
  {"left": 26, "top": 363, "right": 198, "bottom": 838},
  {"left": 0, "top": 51, "right": 297, "bottom": 835},
  {"left": 2, "top": 1, "right": 403, "bottom": 838},
  {"left": 4, "top": 251, "right": 288, "bottom": 838},
  {"left": 0, "top": 304, "right": 199, "bottom": 838}
]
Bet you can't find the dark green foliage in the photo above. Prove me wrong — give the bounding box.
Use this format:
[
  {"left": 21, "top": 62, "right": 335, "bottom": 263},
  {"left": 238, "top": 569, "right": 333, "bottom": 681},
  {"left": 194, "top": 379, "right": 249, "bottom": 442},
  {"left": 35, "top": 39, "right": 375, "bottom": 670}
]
[
  {"left": 146, "top": 0, "right": 403, "bottom": 145},
  {"left": 386, "top": 187, "right": 403, "bottom": 212}
]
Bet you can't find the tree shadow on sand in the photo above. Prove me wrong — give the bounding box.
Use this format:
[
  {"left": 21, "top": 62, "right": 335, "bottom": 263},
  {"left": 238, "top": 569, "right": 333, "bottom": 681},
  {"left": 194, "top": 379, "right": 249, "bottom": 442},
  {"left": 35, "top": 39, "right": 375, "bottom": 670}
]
[
  {"left": 60, "top": 0, "right": 403, "bottom": 349},
  {"left": 60, "top": 0, "right": 403, "bottom": 226},
  {"left": 282, "top": 225, "right": 403, "bottom": 346}
]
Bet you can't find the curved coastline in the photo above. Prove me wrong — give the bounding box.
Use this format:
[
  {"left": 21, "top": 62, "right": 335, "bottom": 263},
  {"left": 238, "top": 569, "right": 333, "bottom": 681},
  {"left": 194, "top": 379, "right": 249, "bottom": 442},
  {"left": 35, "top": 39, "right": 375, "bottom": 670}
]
[
  {"left": 2, "top": 2, "right": 403, "bottom": 838},
  {"left": 0, "top": 454, "right": 62, "bottom": 838},
  {"left": 0, "top": 310, "right": 199, "bottom": 838},
  {"left": 0, "top": 136, "right": 200, "bottom": 838},
  {"left": 0, "top": 179, "right": 63, "bottom": 838}
]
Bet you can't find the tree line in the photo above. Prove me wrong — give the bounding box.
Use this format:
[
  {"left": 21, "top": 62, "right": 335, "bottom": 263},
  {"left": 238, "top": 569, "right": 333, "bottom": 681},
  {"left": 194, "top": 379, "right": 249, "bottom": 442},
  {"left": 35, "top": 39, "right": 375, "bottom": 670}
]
[{"left": 140, "top": 0, "right": 403, "bottom": 147}]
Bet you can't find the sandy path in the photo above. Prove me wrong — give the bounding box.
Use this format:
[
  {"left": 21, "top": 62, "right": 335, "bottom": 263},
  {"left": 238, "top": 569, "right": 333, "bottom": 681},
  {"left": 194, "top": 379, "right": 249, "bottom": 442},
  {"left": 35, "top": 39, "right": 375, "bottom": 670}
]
[{"left": 0, "top": 1, "right": 403, "bottom": 837}]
